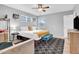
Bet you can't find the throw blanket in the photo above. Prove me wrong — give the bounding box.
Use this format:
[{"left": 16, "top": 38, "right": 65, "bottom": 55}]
[{"left": 35, "top": 30, "right": 49, "bottom": 37}]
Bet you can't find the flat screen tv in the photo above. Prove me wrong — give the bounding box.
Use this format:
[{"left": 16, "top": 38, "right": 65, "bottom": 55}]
[{"left": 74, "top": 16, "right": 79, "bottom": 30}]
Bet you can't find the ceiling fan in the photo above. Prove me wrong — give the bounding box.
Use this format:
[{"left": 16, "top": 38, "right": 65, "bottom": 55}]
[{"left": 32, "top": 4, "right": 49, "bottom": 12}]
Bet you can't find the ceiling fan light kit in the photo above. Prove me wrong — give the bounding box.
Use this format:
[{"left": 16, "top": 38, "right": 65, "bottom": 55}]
[{"left": 38, "top": 8, "right": 42, "bottom": 12}]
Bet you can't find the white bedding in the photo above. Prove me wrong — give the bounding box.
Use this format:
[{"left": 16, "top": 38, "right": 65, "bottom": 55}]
[{"left": 18, "top": 30, "right": 44, "bottom": 40}]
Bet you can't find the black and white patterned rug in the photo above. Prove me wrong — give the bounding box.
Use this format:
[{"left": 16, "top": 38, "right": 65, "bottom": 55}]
[{"left": 34, "top": 38, "right": 64, "bottom": 54}]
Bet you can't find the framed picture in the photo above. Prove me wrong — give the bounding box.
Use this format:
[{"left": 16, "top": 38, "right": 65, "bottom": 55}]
[{"left": 13, "top": 13, "right": 19, "bottom": 19}]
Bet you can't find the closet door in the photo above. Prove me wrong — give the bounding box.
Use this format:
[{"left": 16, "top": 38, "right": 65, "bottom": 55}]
[{"left": 63, "top": 14, "right": 74, "bottom": 38}]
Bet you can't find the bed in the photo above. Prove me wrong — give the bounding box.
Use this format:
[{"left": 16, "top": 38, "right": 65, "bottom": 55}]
[{"left": 17, "top": 30, "right": 49, "bottom": 40}]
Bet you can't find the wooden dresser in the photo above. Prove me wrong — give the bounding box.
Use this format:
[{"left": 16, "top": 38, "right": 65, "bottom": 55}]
[
  {"left": 68, "top": 29, "right": 79, "bottom": 54},
  {"left": 0, "top": 31, "right": 8, "bottom": 42}
]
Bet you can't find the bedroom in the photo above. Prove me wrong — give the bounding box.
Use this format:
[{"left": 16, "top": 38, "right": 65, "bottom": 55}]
[{"left": 0, "top": 4, "right": 79, "bottom": 54}]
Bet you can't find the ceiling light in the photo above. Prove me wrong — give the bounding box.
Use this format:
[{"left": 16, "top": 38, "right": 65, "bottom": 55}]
[{"left": 38, "top": 8, "right": 42, "bottom": 12}]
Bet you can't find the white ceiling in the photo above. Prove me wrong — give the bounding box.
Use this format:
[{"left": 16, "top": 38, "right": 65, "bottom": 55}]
[{"left": 4, "top": 4, "right": 75, "bottom": 16}]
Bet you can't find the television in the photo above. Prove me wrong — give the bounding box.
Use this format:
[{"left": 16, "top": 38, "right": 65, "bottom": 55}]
[{"left": 74, "top": 16, "right": 79, "bottom": 30}]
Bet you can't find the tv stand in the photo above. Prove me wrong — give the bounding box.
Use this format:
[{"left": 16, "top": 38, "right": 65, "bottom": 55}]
[{"left": 68, "top": 29, "right": 79, "bottom": 54}]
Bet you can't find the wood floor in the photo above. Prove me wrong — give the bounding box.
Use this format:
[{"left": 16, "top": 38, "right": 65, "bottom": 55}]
[
  {"left": 63, "top": 38, "right": 70, "bottom": 54},
  {"left": 56, "top": 36, "right": 70, "bottom": 54}
]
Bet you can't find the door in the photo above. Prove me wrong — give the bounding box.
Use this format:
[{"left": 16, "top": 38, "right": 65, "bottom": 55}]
[{"left": 64, "top": 14, "right": 74, "bottom": 38}]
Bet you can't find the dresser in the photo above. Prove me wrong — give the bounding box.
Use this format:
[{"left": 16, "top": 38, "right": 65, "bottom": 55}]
[
  {"left": 0, "top": 31, "right": 8, "bottom": 42},
  {"left": 68, "top": 29, "right": 79, "bottom": 54}
]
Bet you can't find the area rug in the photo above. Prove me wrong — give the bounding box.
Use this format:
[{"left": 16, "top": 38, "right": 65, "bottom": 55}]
[{"left": 34, "top": 38, "right": 64, "bottom": 54}]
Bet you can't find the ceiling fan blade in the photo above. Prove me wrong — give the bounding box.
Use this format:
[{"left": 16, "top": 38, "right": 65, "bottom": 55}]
[
  {"left": 42, "top": 10, "right": 46, "bottom": 12},
  {"left": 42, "top": 6, "right": 49, "bottom": 9},
  {"left": 38, "top": 4, "right": 43, "bottom": 8},
  {"left": 45, "top": 6, "right": 49, "bottom": 8},
  {"left": 38, "top": 4, "right": 42, "bottom": 6},
  {"left": 32, "top": 8, "right": 39, "bottom": 9}
]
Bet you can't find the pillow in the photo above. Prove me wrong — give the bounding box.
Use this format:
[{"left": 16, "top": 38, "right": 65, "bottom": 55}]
[
  {"left": 0, "top": 29, "right": 6, "bottom": 33},
  {"left": 41, "top": 34, "right": 53, "bottom": 41},
  {"left": 35, "top": 31, "right": 49, "bottom": 37}
]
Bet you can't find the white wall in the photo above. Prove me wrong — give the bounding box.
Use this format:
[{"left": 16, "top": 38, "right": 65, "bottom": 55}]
[
  {"left": 74, "top": 4, "right": 79, "bottom": 16},
  {"left": 39, "top": 11, "right": 73, "bottom": 37}
]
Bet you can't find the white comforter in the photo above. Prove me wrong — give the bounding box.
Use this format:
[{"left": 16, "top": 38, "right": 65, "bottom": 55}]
[{"left": 18, "top": 30, "right": 44, "bottom": 40}]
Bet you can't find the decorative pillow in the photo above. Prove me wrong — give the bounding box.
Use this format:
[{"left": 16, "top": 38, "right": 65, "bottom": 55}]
[
  {"left": 41, "top": 34, "right": 53, "bottom": 41},
  {"left": 0, "top": 29, "right": 6, "bottom": 33},
  {"left": 35, "top": 31, "right": 49, "bottom": 37}
]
